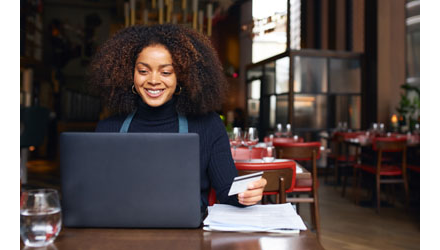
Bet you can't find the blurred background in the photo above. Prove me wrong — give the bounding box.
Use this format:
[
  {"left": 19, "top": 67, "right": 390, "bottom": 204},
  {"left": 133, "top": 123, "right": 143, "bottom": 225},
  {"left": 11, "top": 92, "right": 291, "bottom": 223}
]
[{"left": 20, "top": 0, "right": 419, "bottom": 163}]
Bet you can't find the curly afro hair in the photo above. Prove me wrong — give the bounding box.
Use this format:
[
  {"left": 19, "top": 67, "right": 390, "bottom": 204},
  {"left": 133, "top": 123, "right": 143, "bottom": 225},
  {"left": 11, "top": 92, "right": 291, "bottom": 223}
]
[{"left": 88, "top": 24, "right": 228, "bottom": 116}]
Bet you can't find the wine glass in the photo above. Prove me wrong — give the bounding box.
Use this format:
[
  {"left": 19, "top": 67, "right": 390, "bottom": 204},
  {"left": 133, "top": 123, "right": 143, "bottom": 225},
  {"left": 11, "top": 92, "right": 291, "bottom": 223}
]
[
  {"left": 285, "top": 123, "right": 292, "bottom": 137},
  {"left": 267, "top": 134, "right": 274, "bottom": 147},
  {"left": 244, "top": 127, "right": 259, "bottom": 161},
  {"left": 229, "top": 127, "right": 242, "bottom": 157},
  {"left": 371, "top": 123, "right": 378, "bottom": 135},
  {"left": 275, "top": 123, "right": 283, "bottom": 137},
  {"left": 379, "top": 123, "right": 385, "bottom": 136},
  {"left": 342, "top": 122, "right": 348, "bottom": 132},
  {"left": 20, "top": 189, "right": 62, "bottom": 247},
  {"left": 262, "top": 145, "right": 276, "bottom": 162}
]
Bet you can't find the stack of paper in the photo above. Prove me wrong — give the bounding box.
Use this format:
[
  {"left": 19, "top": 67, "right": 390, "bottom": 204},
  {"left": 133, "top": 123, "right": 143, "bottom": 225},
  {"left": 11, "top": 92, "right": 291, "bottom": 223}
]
[{"left": 203, "top": 203, "right": 307, "bottom": 234}]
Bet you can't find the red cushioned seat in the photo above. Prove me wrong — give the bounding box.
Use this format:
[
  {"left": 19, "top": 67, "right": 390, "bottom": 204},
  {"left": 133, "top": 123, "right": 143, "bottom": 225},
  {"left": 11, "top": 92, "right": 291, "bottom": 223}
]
[
  {"left": 358, "top": 164, "right": 402, "bottom": 176},
  {"left": 407, "top": 165, "right": 420, "bottom": 173}
]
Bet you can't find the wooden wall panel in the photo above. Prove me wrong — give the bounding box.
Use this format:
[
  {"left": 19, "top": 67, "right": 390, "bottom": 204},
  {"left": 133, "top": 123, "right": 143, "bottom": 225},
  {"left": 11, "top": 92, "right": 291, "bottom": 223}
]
[
  {"left": 377, "top": 0, "right": 406, "bottom": 126},
  {"left": 335, "top": 0, "right": 346, "bottom": 50},
  {"left": 352, "top": 0, "right": 364, "bottom": 52},
  {"left": 321, "top": 0, "right": 329, "bottom": 49}
]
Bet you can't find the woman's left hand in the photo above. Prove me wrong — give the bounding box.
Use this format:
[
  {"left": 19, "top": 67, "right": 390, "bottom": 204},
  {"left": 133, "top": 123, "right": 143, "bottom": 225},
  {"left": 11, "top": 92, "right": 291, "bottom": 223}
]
[{"left": 238, "top": 177, "right": 267, "bottom": 206}]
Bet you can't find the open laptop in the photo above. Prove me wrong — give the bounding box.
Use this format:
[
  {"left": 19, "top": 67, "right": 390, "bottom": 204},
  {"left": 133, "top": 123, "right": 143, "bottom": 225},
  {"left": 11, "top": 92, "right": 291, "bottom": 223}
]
[{"left": 60, "top": 132, "right": 201, "bottom": 228}]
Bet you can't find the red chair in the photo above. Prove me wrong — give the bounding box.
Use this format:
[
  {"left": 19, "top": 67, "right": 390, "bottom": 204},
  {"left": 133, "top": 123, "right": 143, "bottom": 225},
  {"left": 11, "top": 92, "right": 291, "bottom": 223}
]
[
  {"left": 231, "top": 146, "right": 267, "bottom": 161},
  {"left": 354, "top": 137, "right": 409, "bottom": 213},
  {"left": 407, "top": 164, "right": 420, "bottom": 173},
  {"left": 208, "top": 147, "right": 270, "bottom": 206},
  {"left": 275, "top": 142, "right": 321, "bottom": 238},
  {"left": 235, "top": 160, "right": 297, "bottom": 204},
  {"left": 208, "top": 188, "right": 217, "bottom": 206}
]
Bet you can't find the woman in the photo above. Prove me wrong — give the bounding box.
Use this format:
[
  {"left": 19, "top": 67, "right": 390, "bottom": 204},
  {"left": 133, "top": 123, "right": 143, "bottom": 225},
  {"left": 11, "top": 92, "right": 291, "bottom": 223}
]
[{"left": 89, "top": 24, "right": 266, "bottom": 211}]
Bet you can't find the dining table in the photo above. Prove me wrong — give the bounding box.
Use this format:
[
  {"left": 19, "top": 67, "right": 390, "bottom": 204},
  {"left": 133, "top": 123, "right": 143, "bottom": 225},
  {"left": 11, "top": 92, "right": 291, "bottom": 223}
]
[
  {"left": 342, "top": 132, "right": 420, "bottom": 165},
  {"left": 21, "top": 227, "right": 325, "bottom": 250}
]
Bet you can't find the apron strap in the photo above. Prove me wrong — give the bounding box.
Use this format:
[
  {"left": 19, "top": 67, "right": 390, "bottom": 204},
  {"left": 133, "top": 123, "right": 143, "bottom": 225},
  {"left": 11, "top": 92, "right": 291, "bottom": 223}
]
[
  {"left": 178, "top": 114, "right": 188, "bottom": 133},
  {"left": 119, "top": 109, "right": 188, "bottom": 133},
  {"left": 119, "top": 109, "right": 136, "bottom": 133}
]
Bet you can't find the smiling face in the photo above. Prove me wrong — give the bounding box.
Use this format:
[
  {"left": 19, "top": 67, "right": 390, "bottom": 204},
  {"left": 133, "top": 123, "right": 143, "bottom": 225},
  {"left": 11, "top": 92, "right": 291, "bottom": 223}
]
[{"left": 133, "top": 45, "right": 177, "bottom": 107}]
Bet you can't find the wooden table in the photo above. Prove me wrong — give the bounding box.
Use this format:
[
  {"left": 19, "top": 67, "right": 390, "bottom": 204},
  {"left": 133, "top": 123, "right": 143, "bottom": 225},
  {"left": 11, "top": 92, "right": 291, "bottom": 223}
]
[
  {"left": 296, "top": 163, "right": 312, "bottom": 186},
  {"left": 21, "top": 228, "right": 325, "bottom": 250}
]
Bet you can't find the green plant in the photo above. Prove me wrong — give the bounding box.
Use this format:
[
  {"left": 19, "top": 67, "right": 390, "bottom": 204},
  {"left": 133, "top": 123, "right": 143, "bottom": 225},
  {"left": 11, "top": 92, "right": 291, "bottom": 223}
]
[{"left": 396, "top": 83, "right": 420, "bottom": 131}]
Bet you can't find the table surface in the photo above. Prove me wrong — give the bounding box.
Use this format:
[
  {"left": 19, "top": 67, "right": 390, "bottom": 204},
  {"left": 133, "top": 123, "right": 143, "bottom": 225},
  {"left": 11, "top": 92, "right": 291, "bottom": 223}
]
[
  {"left": 344, "top": 137, "right": 420, "bottom": 148},
  {"left": 21, "top": 228, "right": 325, "bottom": 250}
]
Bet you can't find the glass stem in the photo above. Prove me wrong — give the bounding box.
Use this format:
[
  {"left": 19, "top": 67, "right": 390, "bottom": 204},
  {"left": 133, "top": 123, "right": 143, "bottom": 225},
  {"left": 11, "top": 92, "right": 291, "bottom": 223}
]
[{"left": 249, "top": 146, "right": 253, "bottom": 161}]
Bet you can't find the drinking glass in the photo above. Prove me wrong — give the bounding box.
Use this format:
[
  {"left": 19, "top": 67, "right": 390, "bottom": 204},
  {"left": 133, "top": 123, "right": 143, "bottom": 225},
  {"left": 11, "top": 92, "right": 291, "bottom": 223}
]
[
  {"left": 275, "top": 123, "right": 283, "bottom": 137},
  {"left": 285, "top": 123, "right": 292, "bottom": 137},
  {"left": 20, "top": 189, "right": 62, "bottom": 247},
  {"left": 337, "top": 122, "right": 343, "bottom": 131},
  {"left": 262, "top": 145, "right": 276, "bottom": 162},
  {"left": 377, "top": 123, "right": 385, "bottom": 136},
  {"left": 244, "top": 127, "right": 259, "bottom": 161},
  {"left": 229, "top": 127, "right": 242, "bottom": 157},
  {"left": 267, "top": 134, "right": 274, "bottom": 147},
  {"left": 414, "top": 123, "right": 420, "bottom": 135},
  {"left": 342, "top": 122, "right": 348, "bottom": 132},
  {"left": 371, "top": 123, "right": 378, "bottom": 134}
]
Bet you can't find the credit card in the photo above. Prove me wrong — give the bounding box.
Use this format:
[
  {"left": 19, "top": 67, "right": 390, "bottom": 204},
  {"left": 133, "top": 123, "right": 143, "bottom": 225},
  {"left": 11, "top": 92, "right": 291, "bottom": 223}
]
[{"left": 228, "top": 171, "right": 264, "bottom": 196}]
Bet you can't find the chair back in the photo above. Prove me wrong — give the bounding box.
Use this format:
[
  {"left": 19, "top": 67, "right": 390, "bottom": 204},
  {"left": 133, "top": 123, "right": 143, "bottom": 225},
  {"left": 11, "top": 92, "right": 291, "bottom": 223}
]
[
  {"left": 275, "top": 142, "right": 321, "bottom": 194},
  {"left": 373, "top": 137, "right": 407, "bottom": 152},
  {"left": 232, "top": 146, "right": 267, "bottom": 160},
  {"left": 235, "top": 160, "right": 296, "bottom": 203},
  {"left": 275, "top": 142, "right": 321, "bottom": 161},
  {"left": 208, "top": 188, "right": 217, "bottom": 206},
  {"left": 372, "top": 137, "right": 408, "bottom": 175},
  {"left": 332, "top": 132, "right": 364, "bottom": 155}
]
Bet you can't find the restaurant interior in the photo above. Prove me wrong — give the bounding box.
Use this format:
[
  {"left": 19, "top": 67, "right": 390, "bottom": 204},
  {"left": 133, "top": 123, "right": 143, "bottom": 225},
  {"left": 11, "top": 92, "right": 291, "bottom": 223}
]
[{"left": 17, "top": 0, "right": 426, "bottom": 249}]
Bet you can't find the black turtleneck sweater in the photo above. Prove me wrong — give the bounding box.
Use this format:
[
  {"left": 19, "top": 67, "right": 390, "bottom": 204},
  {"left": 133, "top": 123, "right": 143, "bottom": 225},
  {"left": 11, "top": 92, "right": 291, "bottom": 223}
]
[{"left": 95, "top": 98, "right": 241, "bottom": 211}]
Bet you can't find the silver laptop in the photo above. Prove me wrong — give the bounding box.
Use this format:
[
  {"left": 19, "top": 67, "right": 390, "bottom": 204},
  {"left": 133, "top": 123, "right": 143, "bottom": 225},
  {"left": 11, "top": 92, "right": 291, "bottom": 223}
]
[{"left": 60, "top": 132, "right": 201, "bottom": 228}]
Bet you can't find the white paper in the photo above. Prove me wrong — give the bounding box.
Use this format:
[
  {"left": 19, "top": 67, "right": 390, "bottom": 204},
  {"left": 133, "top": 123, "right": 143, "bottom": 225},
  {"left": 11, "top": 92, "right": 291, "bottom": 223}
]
[{"left": 203, "top": 203, "right": 307, "bottom": 233}]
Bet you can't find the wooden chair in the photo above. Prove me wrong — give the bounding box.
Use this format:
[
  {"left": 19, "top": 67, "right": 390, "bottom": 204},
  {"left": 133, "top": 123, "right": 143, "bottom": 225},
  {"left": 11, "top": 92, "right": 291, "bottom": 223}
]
[
  {"left": 354, "top": 137, "right": 409, "bottom": 213},
  {"left": 275, "top": 142, "right": 321, "bottom": 238},
  {"left": 235, "top": 160, "right": 296, "bottom": 204},
  {"left": 209, "top": 160, "right": 295, "bottom": 206},
  {"left": 326, "top": 132, "right": 361, "bottom": 186}
]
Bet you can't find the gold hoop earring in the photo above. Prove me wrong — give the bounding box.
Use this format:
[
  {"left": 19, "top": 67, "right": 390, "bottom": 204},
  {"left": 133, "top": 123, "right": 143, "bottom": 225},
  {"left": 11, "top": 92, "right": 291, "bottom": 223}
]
[
  {"left": 174, "top": 85, "right": 182, "bottom": 95},
  {"left": 132, "top": 84, "right": 137, "bottom": 95}
]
